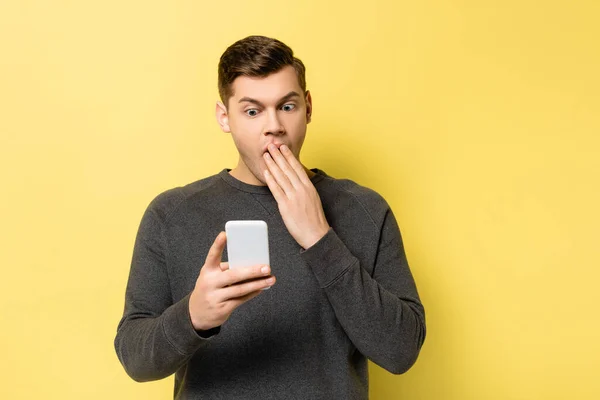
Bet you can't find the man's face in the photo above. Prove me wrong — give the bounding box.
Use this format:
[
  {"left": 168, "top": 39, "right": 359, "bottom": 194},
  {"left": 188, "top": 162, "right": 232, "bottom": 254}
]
[{"left": 216, "top": 65, "right": 312, "bottom": 185}]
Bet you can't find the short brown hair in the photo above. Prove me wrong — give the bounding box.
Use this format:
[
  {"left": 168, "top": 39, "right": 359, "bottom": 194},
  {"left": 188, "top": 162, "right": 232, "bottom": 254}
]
[{"left": 218, "top": 35, "right": 306, "bottom": 107}]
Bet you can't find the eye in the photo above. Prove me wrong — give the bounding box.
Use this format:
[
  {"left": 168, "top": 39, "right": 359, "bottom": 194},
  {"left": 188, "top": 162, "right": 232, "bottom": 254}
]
[
  {"left": 281, "top": 104, "right": 296, "bottom": 112},
  {"left": 245, "top": 109, "right": 259, "bottom": 117}
]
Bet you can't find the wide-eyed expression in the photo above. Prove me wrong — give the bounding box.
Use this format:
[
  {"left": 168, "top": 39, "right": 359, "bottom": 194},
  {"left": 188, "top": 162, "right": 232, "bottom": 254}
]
[{"left": 216, "top": 65, "right": 312, "bottom": 185}]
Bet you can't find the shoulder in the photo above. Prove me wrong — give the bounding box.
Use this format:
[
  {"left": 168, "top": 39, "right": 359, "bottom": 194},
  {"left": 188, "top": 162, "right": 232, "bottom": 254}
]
[
  {"left": 144, "top": 172, "right": 223, "bottom": 223},
  {"left": 315, "top": 169, "right": 391, "bottom": 225}
]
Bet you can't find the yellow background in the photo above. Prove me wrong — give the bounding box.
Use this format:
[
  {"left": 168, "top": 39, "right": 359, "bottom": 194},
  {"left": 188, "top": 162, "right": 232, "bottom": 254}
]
[{"left": 1, "top": 1, "right": 599, "bottom": 399}]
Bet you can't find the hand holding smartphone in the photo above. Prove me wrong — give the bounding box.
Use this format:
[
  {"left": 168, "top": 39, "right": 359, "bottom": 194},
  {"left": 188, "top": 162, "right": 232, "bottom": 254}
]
[{"left": 188, "top": 227, "right": 274, "bottom": 331}]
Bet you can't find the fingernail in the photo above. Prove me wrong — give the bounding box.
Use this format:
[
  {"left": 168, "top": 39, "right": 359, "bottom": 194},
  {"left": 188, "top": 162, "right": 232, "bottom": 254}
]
[
  {"left": 261, "top": 266, "right": 270, "bottom": 274},
  {"left": 266, "top": 277, "right": 275, "bottom": 284}
]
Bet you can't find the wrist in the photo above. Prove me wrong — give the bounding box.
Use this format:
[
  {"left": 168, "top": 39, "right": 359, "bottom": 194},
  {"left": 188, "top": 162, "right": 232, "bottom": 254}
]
[
  {"left": 189, "top": 308, "right": 217, "bottom": 332},
  {"left": 304, "top": 226, "right": 331, "bottom": 249},
  {"left": 188, "top": 292, "right": 207, "bottom": 330}
]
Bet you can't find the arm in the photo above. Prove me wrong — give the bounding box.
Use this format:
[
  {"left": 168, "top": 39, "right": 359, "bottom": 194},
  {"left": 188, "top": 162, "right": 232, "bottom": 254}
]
[
  {"left": 114, "top": 205, "right": 210, "bottom": 382},
  {"left": 114, "top": 198, "right": 276, "bottom": 382},
  {"left": 300, "top": 207, "right": 426, "bottom": 374},
  {"left": 262, "top": 144, "right": 425, "bottom": 373}
]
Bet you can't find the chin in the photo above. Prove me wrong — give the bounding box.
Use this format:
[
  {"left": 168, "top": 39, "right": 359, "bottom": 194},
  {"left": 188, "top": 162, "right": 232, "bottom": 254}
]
[{"left": 251, "top": 165, "right": 268, "bottom": 186}]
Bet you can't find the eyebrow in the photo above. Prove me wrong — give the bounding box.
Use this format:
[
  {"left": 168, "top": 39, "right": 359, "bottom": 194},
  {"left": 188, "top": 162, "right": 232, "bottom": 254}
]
[{"left": 238, "top": 91, "right": 301, "bottom": 107}]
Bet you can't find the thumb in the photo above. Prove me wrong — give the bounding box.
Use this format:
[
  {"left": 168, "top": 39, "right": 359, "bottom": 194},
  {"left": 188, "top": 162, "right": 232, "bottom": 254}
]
[{"left": 205, "top": 231, "right": 226, "bottom": 268}]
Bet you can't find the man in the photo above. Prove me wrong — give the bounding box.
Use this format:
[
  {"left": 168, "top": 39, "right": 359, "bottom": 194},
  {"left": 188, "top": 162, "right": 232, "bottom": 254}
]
[{"left": 115, "top": 35, "right": 426, "bottom": 399}]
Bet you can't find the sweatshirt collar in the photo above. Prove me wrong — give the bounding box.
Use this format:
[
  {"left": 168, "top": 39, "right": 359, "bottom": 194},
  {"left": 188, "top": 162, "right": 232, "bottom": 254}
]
[{"left": 218, "top": 168, "right": 327, "bottom": 195}]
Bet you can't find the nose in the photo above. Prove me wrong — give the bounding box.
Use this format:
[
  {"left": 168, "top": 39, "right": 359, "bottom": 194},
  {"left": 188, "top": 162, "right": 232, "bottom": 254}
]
[{"left": 263, "top": 109, "right": 285, "bottom": 136}]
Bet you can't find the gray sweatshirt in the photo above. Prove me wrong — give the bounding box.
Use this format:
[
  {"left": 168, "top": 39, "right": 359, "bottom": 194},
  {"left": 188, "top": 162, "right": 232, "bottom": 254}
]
[{"left": 114, "top": 168, "right": 426, "bottom": 399}]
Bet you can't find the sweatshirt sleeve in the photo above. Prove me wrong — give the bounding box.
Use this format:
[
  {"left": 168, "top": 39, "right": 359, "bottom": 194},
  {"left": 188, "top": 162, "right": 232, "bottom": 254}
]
[
  {"left": 299, "top": 205, "right": 426, "bottom": 374},
  {"left": 114, "top": 199, "right": 215, "bottom": 382}
]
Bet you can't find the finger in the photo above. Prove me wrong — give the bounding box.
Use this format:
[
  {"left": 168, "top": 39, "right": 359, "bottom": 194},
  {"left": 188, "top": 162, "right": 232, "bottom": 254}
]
[
  {"left": 219, "top": 275, "right": 276, "bottom": 301},
  {"left": 264, "top": 169, "right": 286, "bottom": 203},
  {"left": 267, "top": 145, "right": 302, "bottom": 189},
  {"left": 219, "top": 261, "right": 229, "bottom": 272},
  {"left": 218, "top": 264, "right": 272, "bottom": 288},
  {"left": 223, "top": 290, "right": 263, "bottom": 313},
  {"left": 264, "top": 151, "right": 294, "bottom": 195},
  {"left": 205, "top": 231, "right": 226, "bottom": 269},
  {"left": 280, "top": 144, "right": 312, "bottom": 186}
]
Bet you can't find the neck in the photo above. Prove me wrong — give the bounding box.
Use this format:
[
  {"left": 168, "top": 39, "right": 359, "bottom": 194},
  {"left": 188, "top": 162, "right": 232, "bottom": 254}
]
[{"left": 229, "top": 163, "right": 315, "bottom": 186}]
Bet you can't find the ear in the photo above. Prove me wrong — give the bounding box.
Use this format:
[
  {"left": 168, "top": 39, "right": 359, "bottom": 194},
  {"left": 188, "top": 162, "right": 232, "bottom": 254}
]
[
  {"left": 215, "top": 101, "right": 231, "bottom": 133},
  {"left": 305, "top": 90, "right": 312, "bottom": 124}
]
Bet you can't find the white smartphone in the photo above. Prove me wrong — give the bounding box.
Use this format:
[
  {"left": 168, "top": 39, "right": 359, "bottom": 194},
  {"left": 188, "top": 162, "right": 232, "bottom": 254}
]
[{"left": 225, "top": 220, "right": 270, "bottom": 270}]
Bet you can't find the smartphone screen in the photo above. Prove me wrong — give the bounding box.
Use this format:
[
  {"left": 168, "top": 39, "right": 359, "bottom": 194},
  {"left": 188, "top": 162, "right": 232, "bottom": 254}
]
[{"left": 225, "top": 220, "right": 270, "bottom": 269}]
